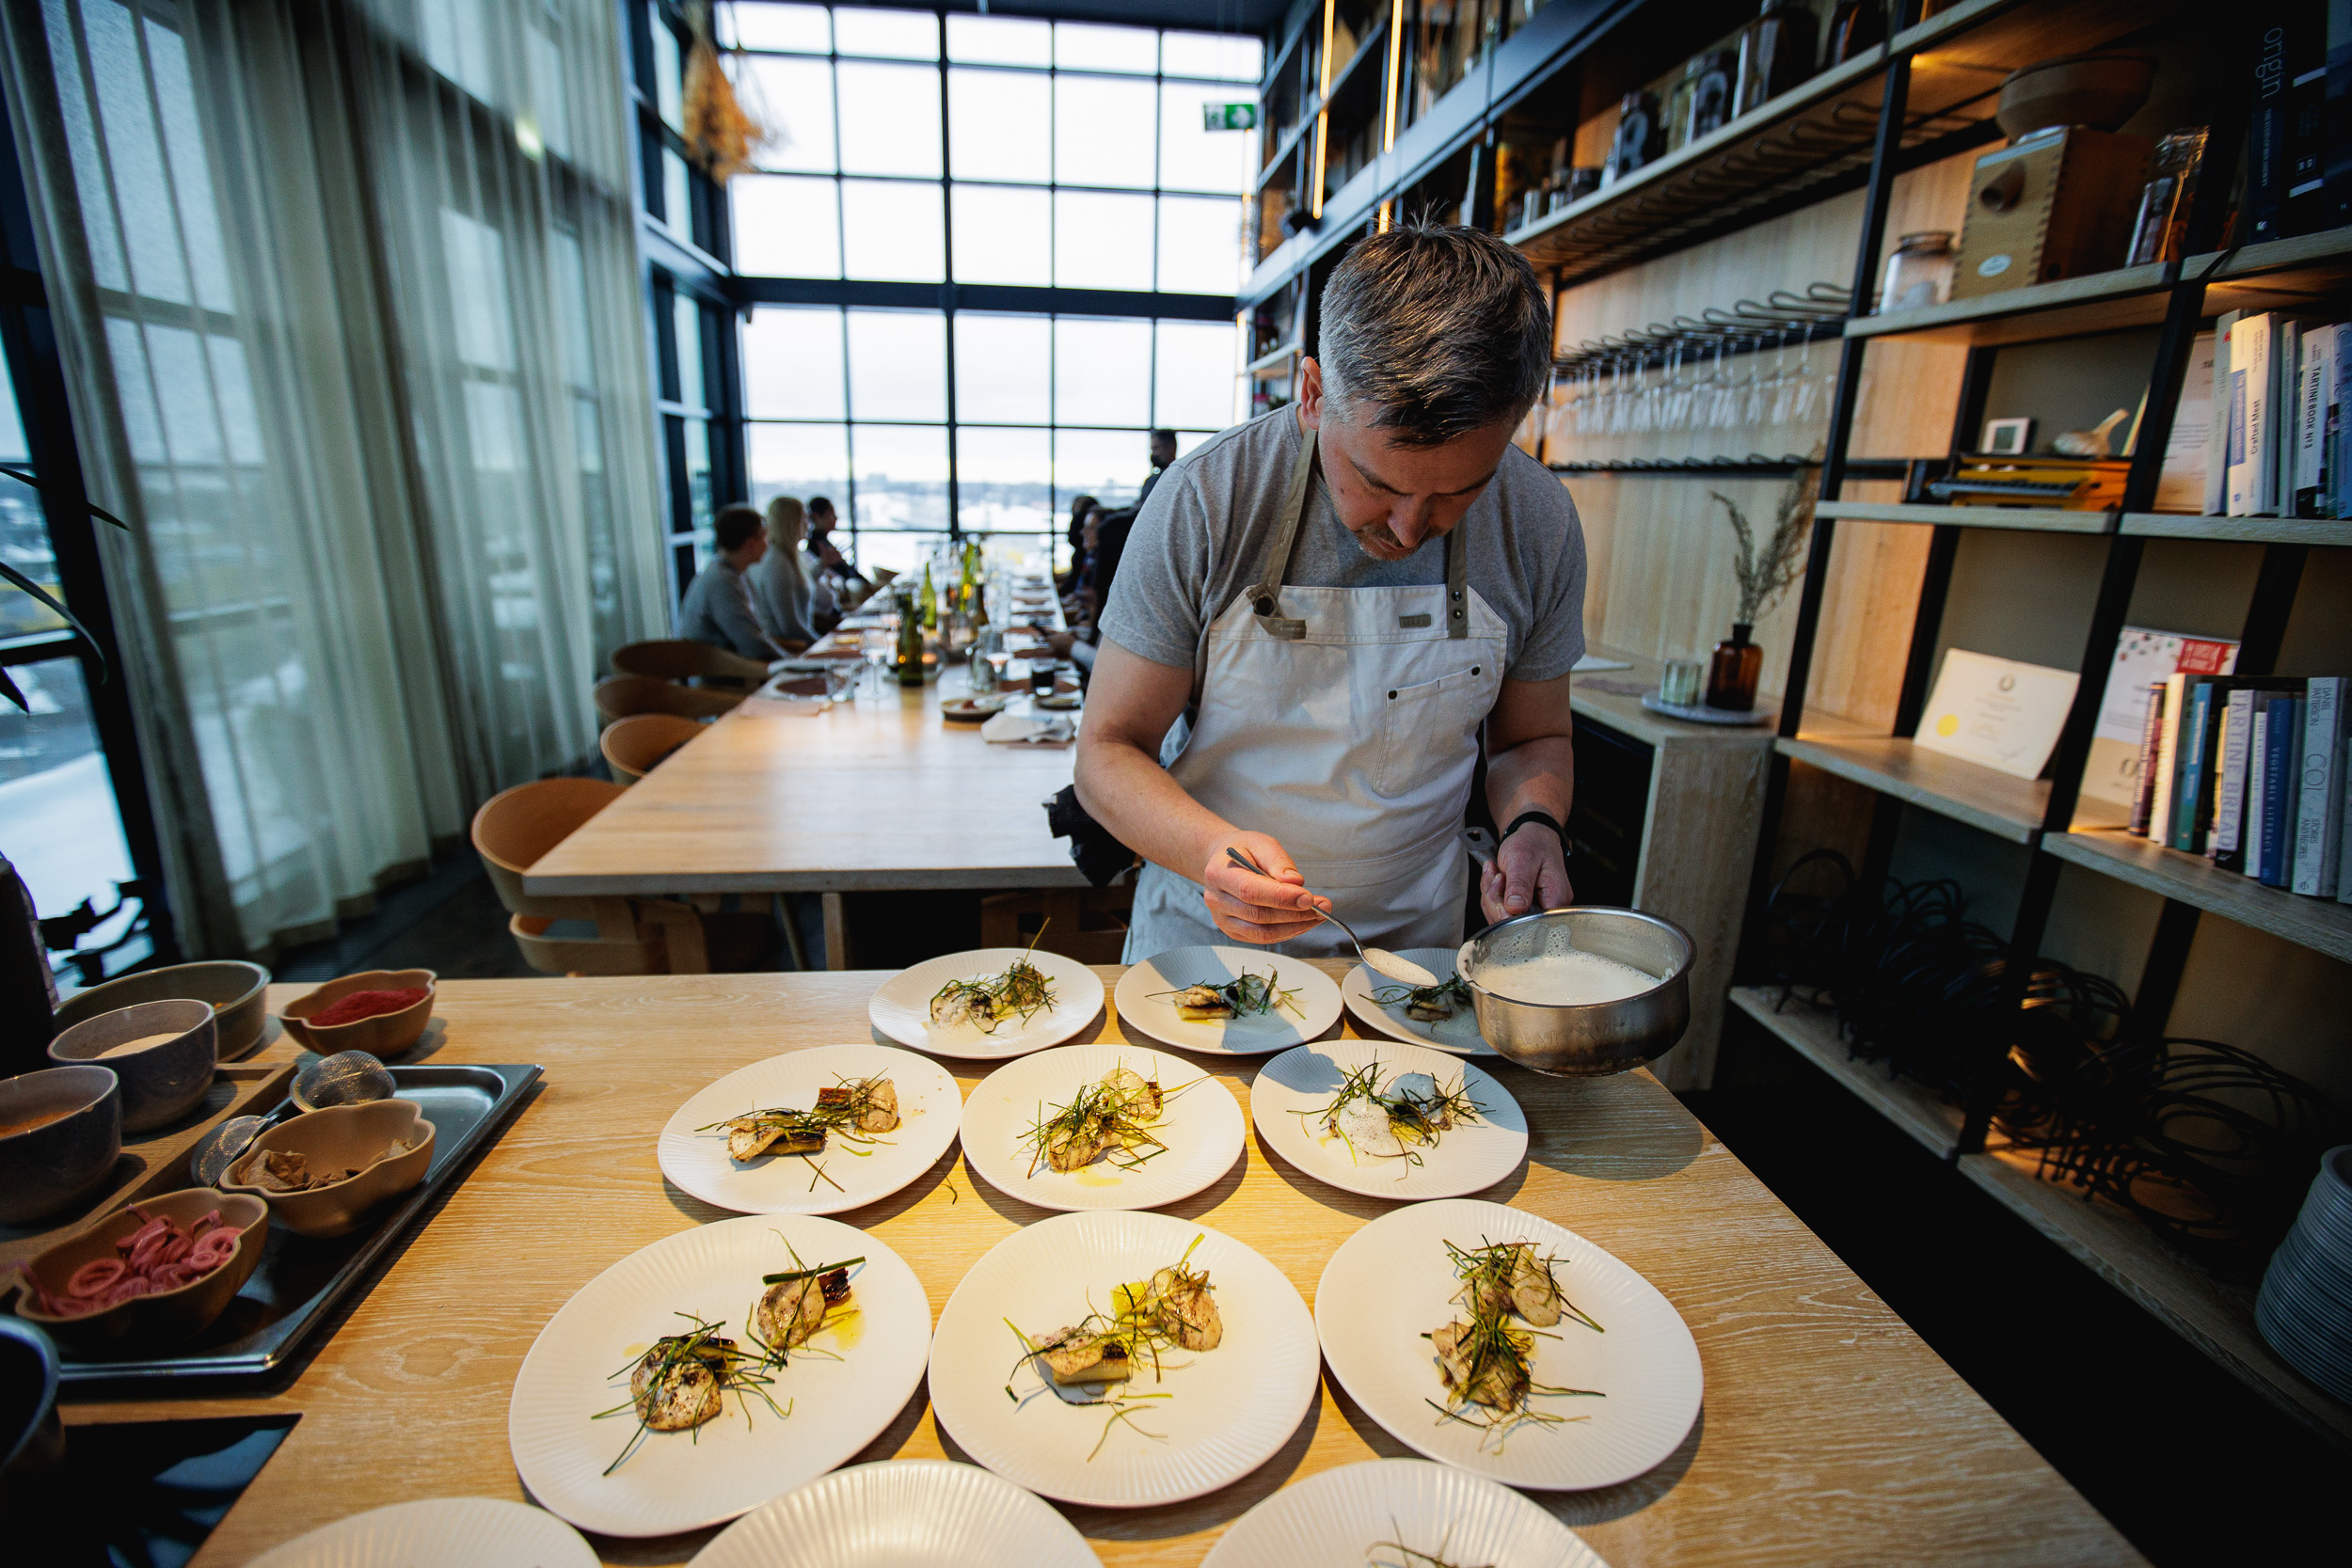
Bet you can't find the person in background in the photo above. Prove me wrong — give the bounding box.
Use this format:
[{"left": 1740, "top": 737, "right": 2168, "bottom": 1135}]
[
  {"left": 1047, "top": 502, "right": 1135, "bottom": 679},
  {"left": 1137, "top": 429, "right": 1178, "bottom": 509},
  {"left": 1057, "top": 493, "right": 1099, "bottom": 592},
  {"left": 677, "top": 504, "right": 789, "bottom": 661},
  {"left": 804, "top": 496, "right": 868, "bottom": 617},
  {"left": 750, "top": 495, "right": 817, "bottom": 652},
  {"left": 1062, "top": 502, "right": 1104, "bottom": 620}
]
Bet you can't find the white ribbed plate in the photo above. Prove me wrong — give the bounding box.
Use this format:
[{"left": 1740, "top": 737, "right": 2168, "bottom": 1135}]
[
  {"left": 870, "top": 949, "right": 1106, "bottom": 1060},
  {"left": 1250, "top": 1040, "right": 1526, "bottom": 1201},
  {"left": 1200, "top": 1460, "right": 1607, "bottom": 1568},
  {"left": 658, "top": 1046, "right": 961, "bottom": 1214},
  {"left": 1315, "top": 1199, "right": 1701, "bottom": 1490},
  {"left": 509, "top": 1214, "right": 931, "bottom": 1537},
  {"left": 1113, "top": 946, "right": 1341, "bottom": 1055},
  {"left": 690, "top": 1459, "right": 1101, "bottom": 1567},
  {"left": 1339, "top": 949, "right": 1497, "bottom": 1055},
  {"left": 929, "top": 1211, "right": 1318, "bottom": 1507},
  {"left": 961, "top": 1045, "right": 1243, "bottom": 1212},
  {"left": 247, "top": 1498, "right": 596, "bottom": 1568}
]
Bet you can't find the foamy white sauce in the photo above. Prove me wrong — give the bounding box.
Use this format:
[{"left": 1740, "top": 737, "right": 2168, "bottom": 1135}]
[{"left": 1482, "top": 950, "right": 1659, "bottom": 1006}]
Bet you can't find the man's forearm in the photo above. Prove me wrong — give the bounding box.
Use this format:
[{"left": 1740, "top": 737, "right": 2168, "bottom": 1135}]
[
  {"left": 1486, "top": 734, "right": 1575, "bottom": 831},
  {"left": 1074, "top": 735, "right": 1236, "bottom": 883}
]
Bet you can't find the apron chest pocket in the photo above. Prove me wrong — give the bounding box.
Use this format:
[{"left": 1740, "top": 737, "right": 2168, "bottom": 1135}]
[{"left": 1375, "top": 666, "right": 1489, "bottom": 799}]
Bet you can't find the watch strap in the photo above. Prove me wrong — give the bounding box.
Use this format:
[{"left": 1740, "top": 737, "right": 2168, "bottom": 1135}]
[{"left": 1500, "top": 810, "right": 1569, "bottom": 853}]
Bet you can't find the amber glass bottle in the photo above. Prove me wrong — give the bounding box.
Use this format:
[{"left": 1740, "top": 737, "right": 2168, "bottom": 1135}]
[{"left": 1706, "top": 623, "right": 1763, "bottom": 711}]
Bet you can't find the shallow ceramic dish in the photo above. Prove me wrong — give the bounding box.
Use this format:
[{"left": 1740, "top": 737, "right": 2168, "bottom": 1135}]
[
  {"left": 0, "top": 1316, "right": 61, "bottom": 1513},
  {"left": 943, "top": 694, "right": 1010, "bottom": 721},
  {"left": 218, "top": 1098, "right": 436, "bottom": 1239},
  {"left": 247, "top": 1497, "right": 597, "bottom": 1568},
  {"left": 1199, "top": 1458, "right": 1606, "bottom": 1568},
  {"left": 48, "top": 998, "right": 216, "bottom": 1132},
  {"left": 51, "top": 960, "right": 272, "bottom": 1060},
  {"left": 8, "top": 1189, "right": 268, "bottom": 1352},
  {"left": 280, "top": 969, "right": 437, "bottom": 1057},
  {"left": 0, "top": 1066, "right": 120, "bottom": 1226},
  {"left": 690, "top": 1459, "right": 1102, "bottom": 1567}
]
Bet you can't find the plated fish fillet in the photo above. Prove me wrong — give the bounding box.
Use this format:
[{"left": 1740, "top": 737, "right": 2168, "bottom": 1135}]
[
  {"left": 1035, "top": 1326, "right": 1133, "bottom": 1385},
  {"left": 755, "top": 1265, "right": 851, "bottom": 1353},
  {"left": 1431, "top": 1318, "right": 1530, "bottom": 1412},
  {"left": 1467, "top": 1241, "right": 1566, "bottom": 1328},
  {"left": 1147, "top": 1265, "right": 1222, "bottom": 1351},
  {"left": 629, "top": 1337, "right": 733, "bottom": 1431},
  {"left": 1172, "top": 984, "right": 1232, "bottom": 1022},
  {"left": 818, "top": 1076, "right": 900, "bottom": 1132}
]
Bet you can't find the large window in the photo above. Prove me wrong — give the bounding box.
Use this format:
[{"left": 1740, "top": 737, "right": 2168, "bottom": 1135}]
[{"left": 707, "top": 4, "right": 1262, "bottom": 571}]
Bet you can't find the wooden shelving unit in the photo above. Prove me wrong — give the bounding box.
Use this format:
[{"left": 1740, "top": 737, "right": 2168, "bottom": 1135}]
[
  {"left": 2044, "top": 831, "right": 2352, "bottom": 966},
  {"left": 2121, "top": 513, "right": 2352, "bottom": 546},
  {"left": 1960, "top": 1146, "right": 2352, "bottom": 1451},
  {"left": 1246, "top": 0, "right": 2352, "bottom": 1445},
  {"left": 1845, "top": 263, "right": 2176, "bottom": 346},
  {"left": 1729, "top": 986, "right": 1963, "bottom": 1157},
  {"left": 1816, "top": 500, "right": 2116, "bottom": 534},
  {"left": 1777, "top": 729, "right": 2048, "bottom": 843}
]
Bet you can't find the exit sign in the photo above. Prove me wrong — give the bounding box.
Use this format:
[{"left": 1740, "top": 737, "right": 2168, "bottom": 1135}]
[{"left": 1201, "top": 103, "right": 1258, "bottom": 132}]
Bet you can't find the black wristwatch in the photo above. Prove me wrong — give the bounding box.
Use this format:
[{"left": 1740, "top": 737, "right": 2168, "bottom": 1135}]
[{"left": 1500, "top": 810, "right": 1569, "bottom": 855}]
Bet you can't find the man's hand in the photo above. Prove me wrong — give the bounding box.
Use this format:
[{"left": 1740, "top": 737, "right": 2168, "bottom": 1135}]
[
  {"left": 1480, "top": 822, "right": 1571, "bottom": 925},
  {"left": 1043, "top": 629, "right": 1077, "bottom": 657},
  {"left": 1200, "top": 832, "right": 1327, "bottom": 943},
  {"left": 816, "top": 538, "right": 848, "bottom": 569}
]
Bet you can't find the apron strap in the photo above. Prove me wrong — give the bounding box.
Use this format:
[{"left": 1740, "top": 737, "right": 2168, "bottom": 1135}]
[
  {"left": 1243, "top": 423, "right": 1317, "bottom": 641},
  {"left": 1444, "top": 515, "right": 1469, "bottom": 640}
]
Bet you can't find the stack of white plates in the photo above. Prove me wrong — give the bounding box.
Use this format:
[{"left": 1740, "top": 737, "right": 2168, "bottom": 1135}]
[{"left": 2255, "top": 1144, "right": 2352, "bottom": 1403}]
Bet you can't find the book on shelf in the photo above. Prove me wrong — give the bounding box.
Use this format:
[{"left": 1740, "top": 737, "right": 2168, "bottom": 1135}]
[
  {"left": 2226, "top": 313, "right": 2273, "bottom": 516},
  {"left": 2297, "top": 322, "right": 2336, "bottom": 517},
  {"left": 2096, "top": 629, "right": 2237, "bottom": 813},
  {"left": 2331, "top": 0, "right": 2352, "bottom": 230},
  {"left": 2249, "top": 704, "right": 2272, "bottom": 879},
  {"left": 2205, "top": 309, "right": 2240, "bottom": 517},
  {"left": 2213, "top": 689, "right": 2260, "bottom": 872},
  {"left": 2296, "top": 676, "right": 2349, "bottom": 894},
  {"left": 2261, "top": 696, "right": 2305, "bottom": 888},
  {"left": 2180, "top": 676, "right": 2303, "bottom": 854},
  {"left": 2154, "top": 331, "right": 2217, "bottom": 514}
]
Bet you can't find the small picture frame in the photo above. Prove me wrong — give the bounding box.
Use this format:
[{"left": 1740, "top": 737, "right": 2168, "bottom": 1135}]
[{"left": 1981, "top": 416, "right": 2034, "bottom": 455}]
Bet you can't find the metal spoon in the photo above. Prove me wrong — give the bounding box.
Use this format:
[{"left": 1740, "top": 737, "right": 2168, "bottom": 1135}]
[
  {"left": 1223, "top": 847, "right": 1438, "bottom": 987},
  {"left": 188, "top": 1050, "right": 398, "bottom": 1187}
]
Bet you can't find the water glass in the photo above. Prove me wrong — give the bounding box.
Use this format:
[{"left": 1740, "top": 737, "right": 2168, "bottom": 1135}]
[{"left": 1661, "top": 659, "right": 1705, "bottom": 706}]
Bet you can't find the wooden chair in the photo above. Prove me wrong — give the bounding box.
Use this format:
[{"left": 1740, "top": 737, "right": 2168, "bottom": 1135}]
[
  {"left": 612, "top": 639, "right": 771, "bottom": 689},
  {"left": 593, "top": 674, "right": 739, "bottom": 724},
  {"left": 470, "top": 778, "right": 714, "bottom": 974},
  {"left": 600, "top": 713, "right": 705, "bottom": 784},
  {"left": 979, "top": 885, "right": 1135, "bottom": 965}
]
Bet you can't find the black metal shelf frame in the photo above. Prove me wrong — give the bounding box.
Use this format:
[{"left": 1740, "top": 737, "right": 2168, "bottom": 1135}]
[{"left": 1752, "top": 8, "right": 2323, "bottom": 1169}]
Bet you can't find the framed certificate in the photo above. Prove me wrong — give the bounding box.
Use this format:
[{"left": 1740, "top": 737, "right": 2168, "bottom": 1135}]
[{"left": 1915, "top": 649, "right": 2080, "bottom": 780}]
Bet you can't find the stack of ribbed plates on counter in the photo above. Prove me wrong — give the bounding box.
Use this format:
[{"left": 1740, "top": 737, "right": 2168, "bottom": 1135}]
[{"left": 2256, "top": 1144, "right": 2352, "bottom": 1403}]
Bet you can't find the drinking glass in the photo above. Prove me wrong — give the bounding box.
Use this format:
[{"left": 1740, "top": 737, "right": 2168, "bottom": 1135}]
[{"left": 859, "top": 626, "right": 891, "bottom": 699}]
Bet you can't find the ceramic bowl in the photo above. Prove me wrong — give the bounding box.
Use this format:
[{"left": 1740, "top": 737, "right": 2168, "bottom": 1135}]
[
  {"left": 48, "top": 998, "right": 216, "bottom": 1132},
  {"left": 279, "top": 969, "right": 437, "bottom": 1057},
  {"left": 217, "top": 1099, "right": 436, "bottom": 1239},
  {"left": 0, "top": 1317, "right": 61, "bottom": 1512},
  {"left": 51, "top": 960, "right": 272, "bottom": 1060},
  {"left": 8, "top": 1190, "right": 268, "bottom": 1353},
  {"left": 0, "top": 1067, "right": 121, "bottom": 1226}
]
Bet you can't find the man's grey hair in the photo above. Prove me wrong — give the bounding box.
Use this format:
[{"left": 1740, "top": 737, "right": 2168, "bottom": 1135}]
[{"left": 1317, "top": 222, "right": 1553, "bottom": 447}]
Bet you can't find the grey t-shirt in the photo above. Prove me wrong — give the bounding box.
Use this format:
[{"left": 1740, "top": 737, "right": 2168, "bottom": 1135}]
[{"left": 1099, "top": 406, "right": 1587, "bottom": 680}]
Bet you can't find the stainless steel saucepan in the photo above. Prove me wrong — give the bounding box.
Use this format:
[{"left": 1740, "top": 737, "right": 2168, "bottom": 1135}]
[{"left": 1457, "top": 907, "right": 1693, "bottom": 1076}]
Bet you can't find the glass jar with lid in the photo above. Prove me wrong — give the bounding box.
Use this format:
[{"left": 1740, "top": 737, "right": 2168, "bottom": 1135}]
[{"left": 1878, "top": 231, "right": 1955, "bottom": 314}]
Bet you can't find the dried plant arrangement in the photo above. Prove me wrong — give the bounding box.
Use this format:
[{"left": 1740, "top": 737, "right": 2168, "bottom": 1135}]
[
  {"left": 681, "top": 5, "right": 771, "bottom": 181},
  {"left": 1711, "top": 466, "right": 1817, "bottom": 626}
]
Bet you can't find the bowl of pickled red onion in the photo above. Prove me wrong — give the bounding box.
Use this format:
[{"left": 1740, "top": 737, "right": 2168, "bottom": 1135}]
[
  {"left": 280, "top": 968, "right": 437, "bottom": 1057},
  {"left": 7, "top": 1190, "right": 268, "bottom": 1351}
]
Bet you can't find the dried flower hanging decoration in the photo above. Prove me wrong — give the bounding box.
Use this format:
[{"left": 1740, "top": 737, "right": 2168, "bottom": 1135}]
[
  {"left": 681, "top": 2, "right": 772, "bottom": 182},
  {"left": 1712, "top": 463, "right": 1818, "bottom": 626}
]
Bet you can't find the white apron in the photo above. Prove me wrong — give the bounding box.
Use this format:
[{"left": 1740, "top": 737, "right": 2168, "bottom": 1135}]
[{"left": 1123, "top": 427, "right": 1508, "bottom": 961}]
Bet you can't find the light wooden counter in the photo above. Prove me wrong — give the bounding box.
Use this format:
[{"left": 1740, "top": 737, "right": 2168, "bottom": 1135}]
[{"left": 65, "top": 970, "right": 2142, "bottom": 1567}]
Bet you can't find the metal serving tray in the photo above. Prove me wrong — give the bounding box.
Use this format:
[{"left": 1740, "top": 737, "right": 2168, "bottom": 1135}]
[{"left": 55, "top": 1062, "right": 540, "bottom": 1387}]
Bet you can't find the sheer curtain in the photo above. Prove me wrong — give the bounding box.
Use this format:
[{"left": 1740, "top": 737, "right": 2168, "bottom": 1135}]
[{"left": 0, "top": 0, "right": 663, "bottom": 956}]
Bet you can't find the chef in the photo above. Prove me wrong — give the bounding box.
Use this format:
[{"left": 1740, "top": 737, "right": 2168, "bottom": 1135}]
[{"left": 1075, "top": 223, "right": 1585, "bottom": 958}]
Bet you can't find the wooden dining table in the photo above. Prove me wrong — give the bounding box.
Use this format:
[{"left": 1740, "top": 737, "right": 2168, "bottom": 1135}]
[
  {"left": 530, "top": 595, "right": 1088, "bottom": 967},
  {"left": 65, "top": 967, "right": 2144, "bottom": 1567}
]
